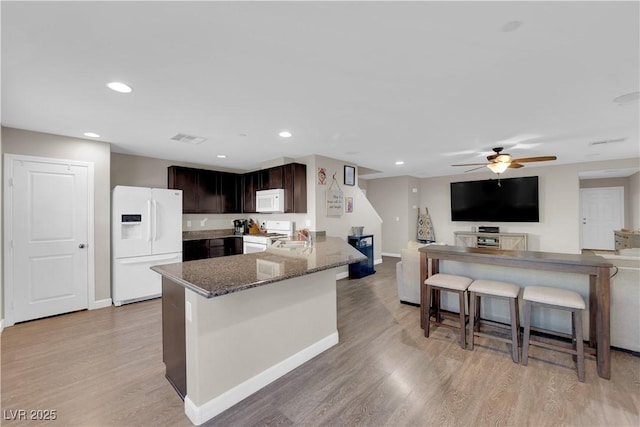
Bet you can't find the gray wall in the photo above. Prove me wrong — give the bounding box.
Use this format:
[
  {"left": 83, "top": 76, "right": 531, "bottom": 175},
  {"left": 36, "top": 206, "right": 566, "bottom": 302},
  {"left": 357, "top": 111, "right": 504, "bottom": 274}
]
[
  {"left": 366, "top": 176, "right": 416, "bottom": 255},
  {"left": 111, "top": 152, "right": 242, "bottom": 190},
  {"left": 2, "top": 127, "right": 112, "bottom": 303}
]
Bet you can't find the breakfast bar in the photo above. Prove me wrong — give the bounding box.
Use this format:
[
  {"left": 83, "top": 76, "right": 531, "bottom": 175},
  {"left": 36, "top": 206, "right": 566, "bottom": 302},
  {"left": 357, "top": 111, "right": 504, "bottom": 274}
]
[
  {"left": 418, "top": 245, "right": 614, "bottom": 379},
  {"left": 152, "top": 236, "right": 366, "bottom": 426}
]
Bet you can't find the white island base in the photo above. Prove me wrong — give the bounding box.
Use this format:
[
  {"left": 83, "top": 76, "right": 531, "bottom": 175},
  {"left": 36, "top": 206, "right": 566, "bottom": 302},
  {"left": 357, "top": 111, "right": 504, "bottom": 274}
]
[{"left": 183, "top": 268, "right": 338, "bottom": 425}]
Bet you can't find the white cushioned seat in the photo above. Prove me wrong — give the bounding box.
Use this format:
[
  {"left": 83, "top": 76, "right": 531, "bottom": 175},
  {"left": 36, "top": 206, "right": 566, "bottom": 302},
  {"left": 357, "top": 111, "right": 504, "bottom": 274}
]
[
  {"left": 523, "top": 286, "right": 585, "bottom": 309},
  {"left": 425, "top": 273, "right": 473, "bottom": 291},
  {"left": 468, "top": 279, "right": 520, "bottom": 298}
]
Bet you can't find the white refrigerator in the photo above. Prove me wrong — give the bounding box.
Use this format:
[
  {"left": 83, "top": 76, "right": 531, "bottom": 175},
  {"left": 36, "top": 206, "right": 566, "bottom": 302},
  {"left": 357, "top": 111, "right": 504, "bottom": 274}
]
[{"left": 112, "top": 186, "right": 182, "bottom": 306}]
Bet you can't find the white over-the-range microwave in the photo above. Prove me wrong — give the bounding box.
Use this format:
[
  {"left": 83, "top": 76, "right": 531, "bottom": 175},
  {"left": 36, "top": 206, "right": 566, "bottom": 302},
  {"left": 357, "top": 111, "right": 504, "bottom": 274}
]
[{"left": 256, "top": 189, "right": 285, "bottom": 213}]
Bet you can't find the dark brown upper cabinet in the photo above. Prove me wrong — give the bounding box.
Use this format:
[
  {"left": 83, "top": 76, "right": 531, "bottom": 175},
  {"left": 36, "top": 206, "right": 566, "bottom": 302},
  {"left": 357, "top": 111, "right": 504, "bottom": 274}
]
[
  {"left": 242, "top": 170, "right": 261, "bottom": 213},
  {"left": 283, "top": 163, "right": 307, "bottom": 213},
  {"left": 168, "top": 166, "right": 199, "bottom": 212},
  {"left": 219, "top": 172, "right": 241, "bottom": 213},
  {"left": 169, "top": 163, "right": 306, "bottom": 214}
]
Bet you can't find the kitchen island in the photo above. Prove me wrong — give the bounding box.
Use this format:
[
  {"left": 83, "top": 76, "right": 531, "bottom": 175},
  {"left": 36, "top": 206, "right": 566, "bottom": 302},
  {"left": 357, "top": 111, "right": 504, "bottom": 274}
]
[{"left": 151, "top": 236, "right": 366, "bottom": 426}]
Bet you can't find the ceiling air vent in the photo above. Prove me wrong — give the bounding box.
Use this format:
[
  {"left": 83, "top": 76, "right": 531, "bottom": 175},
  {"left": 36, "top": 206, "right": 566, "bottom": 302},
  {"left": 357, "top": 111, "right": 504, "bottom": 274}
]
[
  {"left": 589, "top": 138, "right": 626, "bottom": 146},
  {"left": 170, "top": 133, "right": 207, "bottom": 144}
]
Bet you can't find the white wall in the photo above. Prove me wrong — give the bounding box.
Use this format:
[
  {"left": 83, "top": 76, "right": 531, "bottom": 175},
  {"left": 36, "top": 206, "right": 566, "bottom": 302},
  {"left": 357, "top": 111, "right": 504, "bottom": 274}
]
[
  {"left": 365, "top": 176, "right": 421, "bottom": 256},
  {"left": 367, "top": 157, "right": 640, "bottom": 255},
  {"left": 630, "top": 172, "right": 640, "bottom": 229},
  {"left": 2, "top": 127, "right": 111, "bottom": 302},
  {"left": 312, "top": 155, "right": 382, "bottom": 265}
]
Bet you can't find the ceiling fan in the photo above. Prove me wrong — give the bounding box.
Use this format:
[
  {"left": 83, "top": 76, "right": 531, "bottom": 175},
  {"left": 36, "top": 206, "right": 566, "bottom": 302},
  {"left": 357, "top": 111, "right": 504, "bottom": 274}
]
[{"left": 452, "top": 147, "right": 557, "bottom": 175}]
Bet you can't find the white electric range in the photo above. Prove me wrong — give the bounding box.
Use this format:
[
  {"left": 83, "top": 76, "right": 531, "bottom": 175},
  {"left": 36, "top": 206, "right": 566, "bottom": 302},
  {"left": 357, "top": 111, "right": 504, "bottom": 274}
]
[{"left": 242, "top": 220, "right": 295, "bottom": 254}]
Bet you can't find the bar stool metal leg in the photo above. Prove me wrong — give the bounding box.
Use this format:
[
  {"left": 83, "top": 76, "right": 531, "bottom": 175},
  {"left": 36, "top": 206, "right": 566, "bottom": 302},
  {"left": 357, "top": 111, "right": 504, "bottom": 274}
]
[
  {"left": 509, "top": 297, "right": 520, "bottom": 363},
  {"left": 574, "top": 310, "right": 585, "bottom": 382},
  {"left": 522, "top": 300, "right": 532, "bottom": 366},
  {"left": 458, "top": 291, "right": 466, "bottom": 348}
]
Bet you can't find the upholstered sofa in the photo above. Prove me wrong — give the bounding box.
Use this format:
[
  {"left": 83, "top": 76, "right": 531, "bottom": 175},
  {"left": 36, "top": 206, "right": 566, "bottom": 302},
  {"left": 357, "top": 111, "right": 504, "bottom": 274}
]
[
  {"left": 601, "top": 248, "right": 640, "bottom": 352},
  {"left": 395, "top": 241, "right": 428, "bottom": 305}
]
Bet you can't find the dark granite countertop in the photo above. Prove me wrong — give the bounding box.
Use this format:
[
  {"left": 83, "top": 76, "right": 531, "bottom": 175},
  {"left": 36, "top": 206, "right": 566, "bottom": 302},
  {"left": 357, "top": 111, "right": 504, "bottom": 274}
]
[
  {"left": 152, "top": 236, "right": 367, "bottom": 298},
  {"left": 182, "top": 229, "right": 242, "bottom": 241}
]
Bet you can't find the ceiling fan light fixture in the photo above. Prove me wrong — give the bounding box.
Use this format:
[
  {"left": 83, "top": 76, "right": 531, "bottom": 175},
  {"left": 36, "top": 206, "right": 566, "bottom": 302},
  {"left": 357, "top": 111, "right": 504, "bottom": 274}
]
[
  {"left": 487, "top": 162, "right": 510, "bottom": 174},
  {"left": 495, "top": 154, "right": 512, "bottom": 163}
]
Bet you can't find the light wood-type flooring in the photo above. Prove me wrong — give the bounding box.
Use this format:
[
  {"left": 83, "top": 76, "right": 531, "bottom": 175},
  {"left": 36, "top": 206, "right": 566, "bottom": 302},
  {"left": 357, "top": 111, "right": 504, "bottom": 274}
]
[{"left": 2, "top": 257, "right": 639, "bottom": 426}]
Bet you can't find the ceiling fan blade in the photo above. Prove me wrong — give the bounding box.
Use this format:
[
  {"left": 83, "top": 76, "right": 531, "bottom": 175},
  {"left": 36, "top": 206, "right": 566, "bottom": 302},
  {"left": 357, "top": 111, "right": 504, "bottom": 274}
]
[
  {"left": 452, "top": 163, "right": 487, "bottom": 166},
  {"left": 464, "top": 165, "right": 487, "bottom": 173},
  {"left": 508, "top": 162, "right": 524, "bottom": 168},
  {"left": 511, "top": 156, "right": 557, "bottom": 163}
]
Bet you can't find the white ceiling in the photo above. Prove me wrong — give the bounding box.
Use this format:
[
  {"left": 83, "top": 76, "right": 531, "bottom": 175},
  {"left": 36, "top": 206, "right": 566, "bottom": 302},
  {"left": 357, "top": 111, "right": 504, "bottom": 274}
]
[{"left": 2, "top": 1, "right": 639, "bottom": 179}]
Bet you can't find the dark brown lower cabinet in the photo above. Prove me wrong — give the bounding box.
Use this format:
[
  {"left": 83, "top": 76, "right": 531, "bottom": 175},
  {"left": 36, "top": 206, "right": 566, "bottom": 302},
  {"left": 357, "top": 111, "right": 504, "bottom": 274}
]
[
  {"left": 209, "top": 239, "right": 226, "bottom": 258},
  {"left": 183, "top": 239, "right": 209, "bottom": 261},
  {"left": 183, "top": 237, "right": 242, "bottom": 261},
  {"left": 162, "top": 278, "right": 186, "bottom": 400}
]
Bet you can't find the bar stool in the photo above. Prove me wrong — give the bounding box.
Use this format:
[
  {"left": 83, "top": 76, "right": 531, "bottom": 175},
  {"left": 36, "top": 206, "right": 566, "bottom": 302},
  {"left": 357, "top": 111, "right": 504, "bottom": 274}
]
[
  {"left": 521, "top": 286, "right": 586, "bottom": 382},
  {"left": 424, "top": 273, "right": 473, "bottom": 348},
  {"left": 468, "top": 279, "right": 521, "bottom": 363}
]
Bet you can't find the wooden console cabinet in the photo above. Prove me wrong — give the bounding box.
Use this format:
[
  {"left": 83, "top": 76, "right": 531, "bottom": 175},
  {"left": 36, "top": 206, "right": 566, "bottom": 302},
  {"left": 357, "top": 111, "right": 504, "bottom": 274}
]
[
  {"left": 614, "top": 230, "right": 640, "bottom": 250},
  {"left": 454, "top": 231, "right": 528, "bottom": 251}
]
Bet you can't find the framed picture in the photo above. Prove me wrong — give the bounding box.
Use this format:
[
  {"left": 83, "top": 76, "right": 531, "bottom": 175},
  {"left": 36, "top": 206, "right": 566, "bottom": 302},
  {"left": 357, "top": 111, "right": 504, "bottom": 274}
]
[
  {"left": 344, "top": 165, "right": 355, "bottom": 186},
  {"left": 345, "top": 196, "right": 353, "bottom": 213}
]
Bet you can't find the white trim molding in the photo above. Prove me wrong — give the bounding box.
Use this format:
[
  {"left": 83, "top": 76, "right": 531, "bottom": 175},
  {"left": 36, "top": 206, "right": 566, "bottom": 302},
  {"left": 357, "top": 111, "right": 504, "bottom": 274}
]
[
  {"left": 89, "top": 298, "right": 113, "bottom": 310},
  {"left": 335, "top": 271, "right": 349, "bottom": 280},
  {"left": 381, "top": 252, "right": 401, "bottom": 258},
  {"left": 0, "top": 319, "right": 4, "bottom": 334},
  {"left": 184, "top": 332, "right": 339, "bottom": 426}
]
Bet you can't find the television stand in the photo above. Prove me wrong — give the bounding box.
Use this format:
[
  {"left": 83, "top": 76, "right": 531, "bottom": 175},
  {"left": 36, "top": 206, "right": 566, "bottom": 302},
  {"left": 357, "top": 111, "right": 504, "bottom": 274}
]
[{"left": 454, "top": 231, "right": 528, "bottom": 250}]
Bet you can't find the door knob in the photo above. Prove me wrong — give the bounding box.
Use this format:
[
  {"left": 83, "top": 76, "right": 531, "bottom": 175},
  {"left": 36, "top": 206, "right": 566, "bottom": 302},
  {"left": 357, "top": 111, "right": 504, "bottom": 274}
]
[{"left": 79, "top": 244, "right": 86, "bottom": 248}]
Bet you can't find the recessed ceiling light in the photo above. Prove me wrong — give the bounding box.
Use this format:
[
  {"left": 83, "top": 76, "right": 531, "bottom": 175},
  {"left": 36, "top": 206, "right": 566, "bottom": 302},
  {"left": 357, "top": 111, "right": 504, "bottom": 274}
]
[
  {"left": 395, "top": 161, "right": 405, "bottom": 165},
  {"left": 279, "top": 131, "right": 292, "bottom": 138},
  {"left": 216, "top": 154, "right": 227, "bottom": 159},
  {"left": 83, "top": 132, "right": 100, "bottom": 138},
  {"left": 107, "top": 81, "right": 133, "bottom": 93},
  {"left": 501, "top": 21, "right": 522, "bottom": 32}
]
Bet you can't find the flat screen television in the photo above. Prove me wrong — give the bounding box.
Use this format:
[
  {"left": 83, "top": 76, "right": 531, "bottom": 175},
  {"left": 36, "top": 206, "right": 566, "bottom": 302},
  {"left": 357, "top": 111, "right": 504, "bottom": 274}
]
[{"left": 450, "top": 176, "right": 539, "bottom": 222}]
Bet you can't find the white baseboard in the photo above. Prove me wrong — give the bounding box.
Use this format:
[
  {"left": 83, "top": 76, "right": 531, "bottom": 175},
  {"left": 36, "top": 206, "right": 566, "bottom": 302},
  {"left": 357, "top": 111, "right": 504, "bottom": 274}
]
[
  {"left": 336, "top": 271, "right": 349, "bottom": 280},
  {"left": 0, "top": 318, "right": 4, "bottom": 334},
  {"left": 374, "top": 257, "right": 385, "bottom": 264},
  {"left": 89, "top": 298, "right": 112, "bottom": 310},
  {"left": 184, "top": 331, "right": 339, "bottom": 426},
  {"left": 381, "top": 252, "right": 400, "bottom": 258}
]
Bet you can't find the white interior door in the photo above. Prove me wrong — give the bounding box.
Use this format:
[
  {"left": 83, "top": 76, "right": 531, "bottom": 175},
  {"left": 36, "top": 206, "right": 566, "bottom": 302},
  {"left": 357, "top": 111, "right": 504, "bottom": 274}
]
[
  {"left": 581, "top": 187, "right": 624, "bottom": 250},
  {"left": 6, "top": 157, "right": 90, "bottom": 323}
]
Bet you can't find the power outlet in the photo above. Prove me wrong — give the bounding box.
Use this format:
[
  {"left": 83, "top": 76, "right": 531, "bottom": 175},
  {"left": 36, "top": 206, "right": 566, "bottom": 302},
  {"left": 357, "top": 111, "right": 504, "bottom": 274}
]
[{"left": 186, "top": 220, "right": 192, "bottom": 228}]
